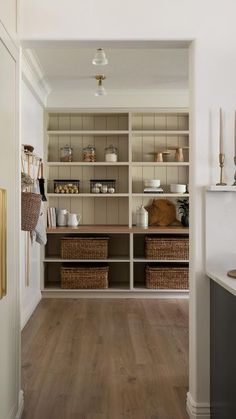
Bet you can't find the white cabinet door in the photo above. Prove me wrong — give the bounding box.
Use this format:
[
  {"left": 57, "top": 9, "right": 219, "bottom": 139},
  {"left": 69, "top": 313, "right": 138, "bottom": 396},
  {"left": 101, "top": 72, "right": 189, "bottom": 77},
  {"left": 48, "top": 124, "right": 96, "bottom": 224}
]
[{"left": 0, "top": 38, "right": 20, "bottom": 419}]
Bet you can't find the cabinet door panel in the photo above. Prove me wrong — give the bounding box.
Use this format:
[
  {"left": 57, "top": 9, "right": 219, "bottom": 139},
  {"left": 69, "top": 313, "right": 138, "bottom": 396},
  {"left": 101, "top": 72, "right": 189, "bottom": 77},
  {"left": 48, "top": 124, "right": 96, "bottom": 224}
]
[{"left": 0, "top": 38, "right": 20, "bottom": 419}]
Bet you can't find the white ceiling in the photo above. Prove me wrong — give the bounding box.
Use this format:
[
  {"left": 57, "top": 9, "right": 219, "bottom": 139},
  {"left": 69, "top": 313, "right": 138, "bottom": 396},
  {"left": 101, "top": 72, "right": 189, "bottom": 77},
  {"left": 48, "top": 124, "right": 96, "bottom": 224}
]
[{"left": 26, "top": 44, "right": 189, "bottom": 94}]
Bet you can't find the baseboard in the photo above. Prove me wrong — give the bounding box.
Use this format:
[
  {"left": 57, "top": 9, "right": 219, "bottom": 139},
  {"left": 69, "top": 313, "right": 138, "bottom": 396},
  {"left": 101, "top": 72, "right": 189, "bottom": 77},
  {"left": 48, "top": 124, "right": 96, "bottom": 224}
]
[
  {"left": 15, "top": 391, "right": 24, "bottom": 419},
  {"left": 186, "top": 392, "right": 210, "bottom": 419},
  {"left": 21, "top": 291, "right": 42, "bottom": 330},
  {"left": 5, "top": 390, "right": 24, "bottom": 419}
]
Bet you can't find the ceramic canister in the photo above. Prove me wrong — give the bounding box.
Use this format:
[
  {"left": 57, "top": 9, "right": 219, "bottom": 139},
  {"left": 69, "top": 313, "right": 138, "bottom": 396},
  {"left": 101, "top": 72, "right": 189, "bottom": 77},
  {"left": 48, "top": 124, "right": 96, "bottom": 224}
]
[
  {"left": 136, "top": 205, "right": 148, "bottom": 228},
  {"left": 57, "top": 209, "right": 68, "bottom": 226}
]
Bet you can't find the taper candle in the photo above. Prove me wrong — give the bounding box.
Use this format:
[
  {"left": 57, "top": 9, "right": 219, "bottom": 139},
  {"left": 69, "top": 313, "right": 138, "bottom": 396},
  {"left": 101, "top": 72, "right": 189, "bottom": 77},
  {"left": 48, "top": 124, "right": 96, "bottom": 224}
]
[{"left": 220, "top": 108, "right": 223, "bottom": 154}]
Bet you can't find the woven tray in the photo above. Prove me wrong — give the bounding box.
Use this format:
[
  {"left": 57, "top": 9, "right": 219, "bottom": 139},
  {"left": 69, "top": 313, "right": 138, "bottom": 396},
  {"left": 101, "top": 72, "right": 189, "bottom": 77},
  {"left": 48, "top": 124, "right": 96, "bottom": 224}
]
[
  {"left": 61, "top": 265, "right": 109, "bottom": 289},
  {"left": 61, "top": 237, "right": 109, "bottom": 259},
  {"left": 145, "top": 237, "right": 189, "bottom": 260},
  {"left": 145, "top": 265, "right": 189, "bottom": 289}
]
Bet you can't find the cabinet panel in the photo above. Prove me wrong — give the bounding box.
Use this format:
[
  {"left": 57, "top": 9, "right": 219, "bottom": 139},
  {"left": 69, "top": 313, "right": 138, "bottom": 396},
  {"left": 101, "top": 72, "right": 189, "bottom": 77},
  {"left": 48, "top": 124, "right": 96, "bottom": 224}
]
[
  {"left": 211, "top": 281, "right": 236, "bottom": 419},
  {"left": 0, "top": 37, "right": 20, "bottom": 419}
]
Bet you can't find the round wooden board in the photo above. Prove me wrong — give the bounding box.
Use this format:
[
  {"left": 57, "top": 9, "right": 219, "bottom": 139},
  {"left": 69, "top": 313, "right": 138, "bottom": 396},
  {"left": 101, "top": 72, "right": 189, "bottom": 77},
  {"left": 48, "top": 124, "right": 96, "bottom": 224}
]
[{"left": 227, "top": 269, "right": 236, "bottom": 278}]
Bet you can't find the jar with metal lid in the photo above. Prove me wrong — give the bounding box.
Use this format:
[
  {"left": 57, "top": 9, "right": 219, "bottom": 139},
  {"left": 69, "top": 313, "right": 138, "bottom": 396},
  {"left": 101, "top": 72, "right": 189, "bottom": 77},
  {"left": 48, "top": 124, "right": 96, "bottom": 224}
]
[
  {"left": 105, "top": 145, "right": 118, "bottom": 162},
  {"left": 60, "top": 145, "right": 73, "bottom": 162},
  {"left": 83, "top": 145, "right": 96, "bottom": 162}
]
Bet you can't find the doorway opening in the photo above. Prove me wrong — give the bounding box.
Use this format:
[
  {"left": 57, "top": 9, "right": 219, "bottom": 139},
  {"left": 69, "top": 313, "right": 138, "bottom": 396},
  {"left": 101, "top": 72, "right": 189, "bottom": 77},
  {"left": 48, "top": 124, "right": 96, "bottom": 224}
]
[{"left": 21, "top": 40, "right": 191, "bottom": 418}]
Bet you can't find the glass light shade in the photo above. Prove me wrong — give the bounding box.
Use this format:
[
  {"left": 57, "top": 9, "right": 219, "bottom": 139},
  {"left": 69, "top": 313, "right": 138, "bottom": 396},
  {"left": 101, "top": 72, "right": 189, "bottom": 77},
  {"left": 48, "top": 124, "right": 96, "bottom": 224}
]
[
  {"left": 94, "top": 84, "right": 107, "bottom": 96},
  {"left": 92, "top": 48, "right": 108, "bottom": 66}
]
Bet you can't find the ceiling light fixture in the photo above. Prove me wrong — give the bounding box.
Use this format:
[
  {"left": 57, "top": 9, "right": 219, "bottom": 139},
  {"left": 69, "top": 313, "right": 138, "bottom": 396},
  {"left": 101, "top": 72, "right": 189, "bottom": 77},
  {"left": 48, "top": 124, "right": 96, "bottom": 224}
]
[
  {"left": 92, "top": 48, "right": 108, "bottom": 66},
  {"left": 94, "top": 75, "right": 107, "bottom": 96}
]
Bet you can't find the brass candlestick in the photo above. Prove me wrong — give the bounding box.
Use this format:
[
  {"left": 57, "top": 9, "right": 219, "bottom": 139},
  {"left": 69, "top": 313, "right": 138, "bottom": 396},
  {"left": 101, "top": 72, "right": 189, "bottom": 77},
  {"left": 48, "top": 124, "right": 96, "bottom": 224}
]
[
  {"left": 232, "top": 156, "right": 236, "bottom": 186},
  {"left": 216, "top": 153, "right": 227, "bottom": 186}
]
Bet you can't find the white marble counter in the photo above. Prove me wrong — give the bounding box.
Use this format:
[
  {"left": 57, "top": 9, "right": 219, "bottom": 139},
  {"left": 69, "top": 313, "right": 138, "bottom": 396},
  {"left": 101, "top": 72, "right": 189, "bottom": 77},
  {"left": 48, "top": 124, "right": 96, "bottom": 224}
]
[{"left": 206, "top": 254, "right": 236, "bottom": 297}]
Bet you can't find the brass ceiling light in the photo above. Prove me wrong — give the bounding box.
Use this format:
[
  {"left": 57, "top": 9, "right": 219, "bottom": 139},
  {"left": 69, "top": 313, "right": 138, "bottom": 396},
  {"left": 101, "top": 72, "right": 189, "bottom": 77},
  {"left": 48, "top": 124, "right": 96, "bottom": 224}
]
[{"left": 94, "top": 75, "right": 107, "bottom": 96}]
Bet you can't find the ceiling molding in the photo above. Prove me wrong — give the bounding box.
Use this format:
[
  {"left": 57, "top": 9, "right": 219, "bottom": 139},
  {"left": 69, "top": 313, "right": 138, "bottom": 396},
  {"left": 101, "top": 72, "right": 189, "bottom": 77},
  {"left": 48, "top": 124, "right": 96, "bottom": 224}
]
[
  {"left": 21, "top": 48, "right": 51, "bottom": 107},
  {"left": 21, "top": 40, "right": 191, "bottom": 49}
]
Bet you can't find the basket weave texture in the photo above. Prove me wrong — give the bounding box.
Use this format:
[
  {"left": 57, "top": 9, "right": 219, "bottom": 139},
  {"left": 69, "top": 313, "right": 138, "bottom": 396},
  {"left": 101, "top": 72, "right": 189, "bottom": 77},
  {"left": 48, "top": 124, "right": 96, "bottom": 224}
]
[
  {"left": 145, "top": 266, "right": 189, "bottom": 289},
  {"left": 21, "top": 192, "right": 41, "bottom": 231},
  {"left": 145, "top": 237, "right": 189, "bottom": 260},
  {"left": 61, "top": 266, "right": 109, "bottom": 289},
  {"left": 61, "top": 237, "right": 109, "bottom": 259}
]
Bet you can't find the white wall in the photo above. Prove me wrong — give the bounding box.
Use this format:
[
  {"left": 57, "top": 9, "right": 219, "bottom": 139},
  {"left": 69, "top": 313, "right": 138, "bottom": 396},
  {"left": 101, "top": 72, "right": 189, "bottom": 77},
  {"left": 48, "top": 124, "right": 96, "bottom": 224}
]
[
  {"left": 19, "top": 1, "right": 236, "bottom": 417},
  {"left": 20, "top": 80, "right": 44, "bottom": 329},
  {"left": 0, "top": 0, "right": 18, "bottom": 42},
  {"left": 47, "top": 89, "right": 189, "bottom": 109}
]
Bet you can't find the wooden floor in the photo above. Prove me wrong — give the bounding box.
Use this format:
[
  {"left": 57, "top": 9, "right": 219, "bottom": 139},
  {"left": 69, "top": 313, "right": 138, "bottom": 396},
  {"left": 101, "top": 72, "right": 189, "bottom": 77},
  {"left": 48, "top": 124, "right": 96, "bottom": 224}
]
[{"left": 22, "top": 299, "right": 189, "bottom": 419}]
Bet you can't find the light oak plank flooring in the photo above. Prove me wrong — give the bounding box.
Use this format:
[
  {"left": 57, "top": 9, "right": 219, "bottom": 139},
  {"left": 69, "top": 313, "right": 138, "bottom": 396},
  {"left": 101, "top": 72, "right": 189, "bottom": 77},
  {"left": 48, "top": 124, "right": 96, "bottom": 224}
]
[{"left": 22, "top": 299, "right": 189, "bottom": 419}]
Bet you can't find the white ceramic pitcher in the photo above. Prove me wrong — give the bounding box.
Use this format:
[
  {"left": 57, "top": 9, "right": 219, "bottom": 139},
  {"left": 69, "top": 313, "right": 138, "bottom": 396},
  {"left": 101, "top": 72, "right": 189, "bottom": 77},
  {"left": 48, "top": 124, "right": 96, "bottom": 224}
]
[{"left": 67, "top": 213, "right": 81, "bottom": 227}]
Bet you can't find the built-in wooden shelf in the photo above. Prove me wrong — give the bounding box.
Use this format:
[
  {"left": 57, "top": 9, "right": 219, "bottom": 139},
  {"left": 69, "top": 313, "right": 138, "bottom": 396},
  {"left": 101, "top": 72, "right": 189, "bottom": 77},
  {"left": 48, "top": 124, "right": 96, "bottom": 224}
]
[
  {"left": 46, "top": 225, "right": 189, "bottom": 234},
  {"left": 48, "top": 193, "right": 188, "bottom": 198},
  {"left": 48, "top": 161, "right": 189, "bottom": 167},
  {"left": 133, "top": 287, "right": 189, "bottom": 293},
  {"left": 132, "top": 162, "right": 189, "bottom": 166},
  {"left": 43, "top": 283, "right": 130, "bottom": 292},
  {"left": 47, "top": 193, "right": 129, "bottom": 198},
  {"left": 44, "top": 110, "right": 190, "bottom": 297},
  {"left": 132, "top": 130, "right": 189, "bottom": 136},
  {"left": 133, "top": 258, "right": 189, "bottom": 263},
  {"left": 48, "top": 162, "right": 129, "bottom": 166},
  {"left": 44, "top": 257, "right": 130, "bottom": 263},
  {"left": 47, "top": 130, "right": 129, "bottom": 136},
  {"left": 132, "top": 193, "right": 189, "bottom": 198}
]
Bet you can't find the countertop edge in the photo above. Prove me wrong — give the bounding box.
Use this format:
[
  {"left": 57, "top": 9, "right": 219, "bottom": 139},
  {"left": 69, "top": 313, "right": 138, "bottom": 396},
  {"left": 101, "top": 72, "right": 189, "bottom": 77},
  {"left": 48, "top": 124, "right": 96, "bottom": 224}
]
[{"left": 206, "top": 258, "right": 236, "bottom": 297}]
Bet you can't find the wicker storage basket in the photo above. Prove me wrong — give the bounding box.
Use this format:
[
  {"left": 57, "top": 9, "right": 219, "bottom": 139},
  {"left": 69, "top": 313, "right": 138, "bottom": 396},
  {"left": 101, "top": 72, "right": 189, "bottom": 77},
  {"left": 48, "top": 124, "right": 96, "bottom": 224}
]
[
  {"left": 21, "top": 192, "right": 41, "bottom": 231},
  {"left": 145, "top": 237, "right": 189, "bottom": 260},
  {"left": 61, "top": 237, "right": 109, "bottom": 259},
  {"left": 61, "top": 265, "right": 109, "bottom": 289},
  {"left": 145, "top": 265, "right": 189, "bottom": 289}
]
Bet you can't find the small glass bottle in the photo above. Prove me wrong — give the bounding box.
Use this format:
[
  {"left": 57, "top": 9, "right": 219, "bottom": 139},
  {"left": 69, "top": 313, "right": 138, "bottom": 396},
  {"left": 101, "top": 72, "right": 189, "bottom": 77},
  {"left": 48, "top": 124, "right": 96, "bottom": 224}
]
[
  {"left": 105, "top": 145, "right": 118, "bottom": 162},
  {"left": 83, "top": 145, "right": 96, "bottom": 162},
  {"left": 60, "top": 145, "right": 73, "bottom": 162}
]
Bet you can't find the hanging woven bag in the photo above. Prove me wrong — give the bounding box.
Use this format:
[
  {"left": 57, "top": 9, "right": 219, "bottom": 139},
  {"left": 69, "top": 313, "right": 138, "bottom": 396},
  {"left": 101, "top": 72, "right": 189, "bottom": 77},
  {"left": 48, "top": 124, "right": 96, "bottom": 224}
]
[{"left": 21, "top": 191, "right": 41, "bottom": 231}]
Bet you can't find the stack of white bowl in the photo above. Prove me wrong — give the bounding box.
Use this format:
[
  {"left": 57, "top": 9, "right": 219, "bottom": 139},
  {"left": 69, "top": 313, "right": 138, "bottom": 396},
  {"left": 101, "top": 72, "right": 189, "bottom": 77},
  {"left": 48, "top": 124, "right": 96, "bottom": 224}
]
[
  {"left": 170, "top": 184, "right": 187, "bottom": 194},
  {"left": 143, "top": 179, "right": 163, "bottom": 193}
]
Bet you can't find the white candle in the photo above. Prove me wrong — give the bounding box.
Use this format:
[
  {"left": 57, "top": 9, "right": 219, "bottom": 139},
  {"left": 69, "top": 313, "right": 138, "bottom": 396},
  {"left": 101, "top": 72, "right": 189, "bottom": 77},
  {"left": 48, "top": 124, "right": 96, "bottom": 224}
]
[
  {"left": 234, "top": 110, "right": 236, "bottom": 157},
  {"left": 220, "top": 108, "right": 223, "bottom": 154}
]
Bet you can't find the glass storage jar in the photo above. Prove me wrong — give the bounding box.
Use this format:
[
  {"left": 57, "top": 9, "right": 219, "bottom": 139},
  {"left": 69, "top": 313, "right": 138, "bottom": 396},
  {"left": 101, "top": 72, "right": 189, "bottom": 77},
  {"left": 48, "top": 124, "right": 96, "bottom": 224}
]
[
  {"left": 105, "top": 145, "right": 118, "bottom": 162},
  {"left": 54, "top": 180, "right": 80, "bottom": 194},
  {"left": 83, "top": 145, "right": 96, "bottom": 162},
  {"left": 90, "top": 179, "right": 116, "bottom": 194},
  {"left": 60, "top": 145, "right": 73, "bottom": 162}
]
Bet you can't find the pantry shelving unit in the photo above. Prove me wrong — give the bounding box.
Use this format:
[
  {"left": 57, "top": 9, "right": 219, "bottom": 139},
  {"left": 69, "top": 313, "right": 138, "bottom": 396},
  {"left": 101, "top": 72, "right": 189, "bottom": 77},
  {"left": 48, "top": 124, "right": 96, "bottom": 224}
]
[{"left": 42, "top": 109, "right": 190, "bottom": 297}]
